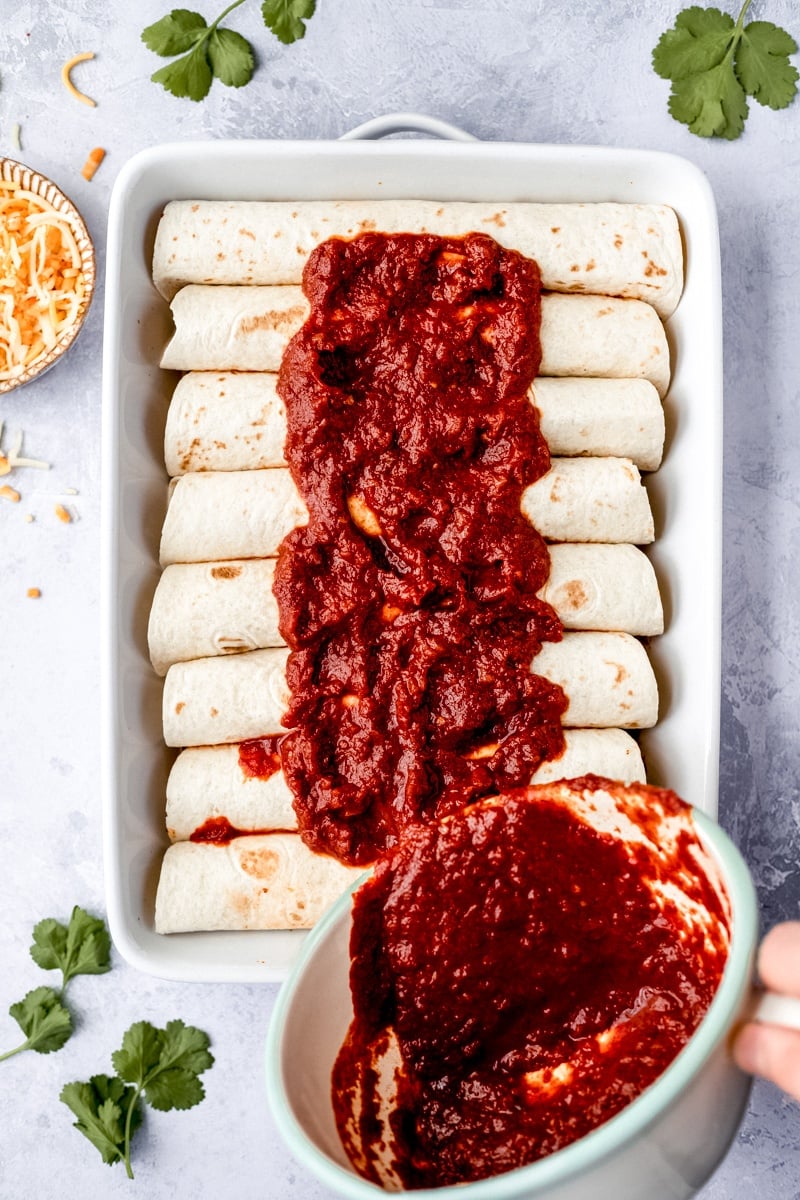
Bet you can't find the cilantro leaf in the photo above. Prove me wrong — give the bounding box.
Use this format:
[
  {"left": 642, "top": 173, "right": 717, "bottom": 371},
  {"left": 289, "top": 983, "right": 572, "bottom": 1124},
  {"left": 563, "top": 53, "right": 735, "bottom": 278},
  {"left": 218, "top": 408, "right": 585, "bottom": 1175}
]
[
  {"left": 112, "top": 1018, "right": 214, "bottom": 1111},
  {"left": 736, "top": 21, "right": 799, "bottom": 108},
  {"left": 5, "top": 986, "right": 72, "bottom": 1057},
  {"left": 669, "top": 58, "right": 749, "bottom": 137},
  {"left": 142, "top": 9, "right": 209, "bottom": 55},
  {"left": 208, "top": 28, "right": 255, "bottom": 87},
  {"left": 151, "top": 46, "right": 214, "bottom": 101},
  {"left": 653, "top": 1, "right": 798, "bottom": 139},
  {"left": 30, "top": 906, "right": 111, "bottom": 988},
  {"left": 653, "top": 6, "right": 735, "bottom": 79},
  {"left": 261, "top": 0, "right": 316, "bottom": 45},
  {"left": 60, "top": 1075, "right": 142, "bottom": 1167}
]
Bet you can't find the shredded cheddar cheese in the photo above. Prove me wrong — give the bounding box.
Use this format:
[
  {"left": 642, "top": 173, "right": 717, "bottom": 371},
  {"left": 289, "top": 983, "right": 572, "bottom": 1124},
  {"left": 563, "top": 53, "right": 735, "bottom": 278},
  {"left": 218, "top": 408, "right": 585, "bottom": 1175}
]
[
  {"left": 0, "top": 483, "right": 20, "bottom": 502},
  {"left": 54, "top": 503, "right": 72, "bottom": 523},
  {"left": 27, "top": 587, "right": 40, "bottom": 599},
  {"left": 61, "top": 52, "right": 97, "bottom": 107},
  {"left": 0, "top": 182, "right": 86, "bottom": 381}
]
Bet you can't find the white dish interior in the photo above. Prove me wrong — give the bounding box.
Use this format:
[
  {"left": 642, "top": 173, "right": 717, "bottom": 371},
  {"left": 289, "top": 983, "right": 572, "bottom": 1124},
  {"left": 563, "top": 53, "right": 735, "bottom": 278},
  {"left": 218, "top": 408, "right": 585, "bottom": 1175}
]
[{"left": 102, "top": 128, "right": 722, "bottom": 982}]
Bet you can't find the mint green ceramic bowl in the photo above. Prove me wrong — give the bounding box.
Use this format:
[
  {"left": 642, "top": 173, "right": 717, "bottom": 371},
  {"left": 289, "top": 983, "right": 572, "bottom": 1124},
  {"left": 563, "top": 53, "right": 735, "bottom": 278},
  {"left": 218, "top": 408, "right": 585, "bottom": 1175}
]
[{"left": 266, "top": 810, "right": 757, "bottom": 1200}]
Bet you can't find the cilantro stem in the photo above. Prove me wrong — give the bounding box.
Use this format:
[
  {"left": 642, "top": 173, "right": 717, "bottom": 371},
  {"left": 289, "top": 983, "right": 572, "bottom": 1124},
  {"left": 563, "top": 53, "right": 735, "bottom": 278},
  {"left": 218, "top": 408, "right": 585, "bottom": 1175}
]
[
  {"left": 123, "top": 1083, "right": 143, "bottom": 1179},
  {"left": 0, "top": 1040, "right": 30, "bottom": 1062},
  {"left": 735, "top": 0, "right": 754, "bottom": 32},
  {"left": 206, "top": 0, "right": 248, "bottom": 40},
  {"left": 722, "top": 0, "right": 754, "bottom": 64}
]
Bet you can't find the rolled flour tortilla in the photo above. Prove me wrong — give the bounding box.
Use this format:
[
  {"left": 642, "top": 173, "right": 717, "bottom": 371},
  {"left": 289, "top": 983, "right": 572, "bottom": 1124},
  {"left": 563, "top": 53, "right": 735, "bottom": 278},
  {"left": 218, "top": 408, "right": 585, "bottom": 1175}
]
[
  {"left": 160, "top": 469, "right": 308, "bottom": 566},
  {"left": 166, "top": 372, "right": 664, "bottom": 476},
  {"left": 163, "top": 647, "right": 290, "bottom": 748},
  {"left": 154, "top": 834, "right": 364, "bottom": 933},
  {"left": 522, "top": 457, "right": 654, "bottom": 544},
  {"left": 164, "top": 729, "right": 645, "bottom": 842},
  {"left": 160, "top": 461, "right": 652, "bottom": 568},
  {"left": 531, "top": 728, "right": 645, "bottom": 786},
  {"left": 161, "top": 288, "right": 670, "bottom": 397},
  {"left": 539, "top": 544, "right": 663, "bottom": 635},
  {"left": 162, "top": 633, "right": 656, "bottom": 747},
  {"left": 532, "top": 631, "right": 658, "bottom": 729},
  {"left": 149, "top": 543, "right": 662, "bottom": 675},
  {"left": 166, "top": 745, "right": 297, "bottom": 840},
  {"left": 165, "top": 371, "right": 287, "bottom": 475},
  {"left": 532, "top": 377, "right": 664, "bottom": 471},
  {"left": 152, "top": 199, "right": 683, "bottom": 317},
  {"left": 149, "top": 559, "right": 281, "bottom": 676}
]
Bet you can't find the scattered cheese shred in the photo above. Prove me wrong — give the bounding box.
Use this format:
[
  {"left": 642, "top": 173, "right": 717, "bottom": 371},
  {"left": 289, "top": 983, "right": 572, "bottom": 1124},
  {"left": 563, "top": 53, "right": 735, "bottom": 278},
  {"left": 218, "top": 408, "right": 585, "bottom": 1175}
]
[
  {"left": 27, "top": 587, "right": 40, "bottom": 598},
  {"left": 54, "top": 502, "right": 72, "bottom": 523},
  {"left": 0, "top": 182, "right": 86, "bottom": 381},
  {"left": 81, "top": 147, "right": 105, "bottom": 182},
  {"left": 61, "top": 52, "right": 97, "bottom": 107},
  {"left": 11, "top": 124, "right": 21, "bottom": 152},
  {"left": 0, "top": 483, "right": 20, "bottom": 502}
]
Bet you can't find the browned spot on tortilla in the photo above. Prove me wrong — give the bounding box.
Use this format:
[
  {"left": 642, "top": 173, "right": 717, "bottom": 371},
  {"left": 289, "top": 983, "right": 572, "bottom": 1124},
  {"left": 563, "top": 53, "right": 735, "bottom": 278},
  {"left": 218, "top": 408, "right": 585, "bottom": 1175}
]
[
  {"left": 481, "top": 211, "right": 507, "bottom": 228},
  {"left": 559, "top": 580, "right": 589, "bottom": 611},
  {"left": 358, "top": 219, "right": 377, "bottom": 232},
  {"left": 291, "top": 210, "right": 298, "bottom": 218},
  {"left": 585, "top": 259, "right": 596, "bottom": 271},
  {"left": 239, "top": 846, "right": 280, "bottom": 880},
  {"left": 273, "top": 231, "right": 282, "bottom": 238},
  {"left": 239, "top": 227, "right": 256, "bottom": 240},
  {"left": 211, "top": 565, "right": 242, "bottom": 580},
  {"left": 614, "top": 235, "right": 623, "bottom": 248},
  {"left": 191, "top": 203, "right": 199, "bottom": 212},
  {"left": 644, "top": 258, "right": 668, "bottom": 278},
  {"left": 239, "top": 306, "right": 306, "bottom": 334},
  {"left": 597, "top": 306, "right": 613, "bottom": 316},
  {"left": 551, "top": 226, "right": 560, "bottom": 233},
  {"left": 216, "top": 251, "right": 225, "bottom": 261},
  {"left": 569, "top": 264, "right": 580, "bottom": 272},
  {"left": 210, "top": 707, "right": 218, "bottom": 717},
  {"left": 214, "top": 439, "right": 227, "bottom": 449},
  {"left": 175, "top": 702, "right": 185, "bottom": 714},
  {"left": 435, "top": 207, "right": 444, "bottom": 216},
  {"left": 608, "top": 662, "right": 629, "bottom": 686}
]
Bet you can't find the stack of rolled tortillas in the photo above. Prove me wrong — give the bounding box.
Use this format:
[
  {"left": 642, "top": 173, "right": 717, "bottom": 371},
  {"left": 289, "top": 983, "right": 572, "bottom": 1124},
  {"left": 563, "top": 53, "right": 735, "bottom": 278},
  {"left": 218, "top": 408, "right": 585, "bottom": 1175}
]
[{"left": 150, "top": 199, "right": 681, "bottom": 935}]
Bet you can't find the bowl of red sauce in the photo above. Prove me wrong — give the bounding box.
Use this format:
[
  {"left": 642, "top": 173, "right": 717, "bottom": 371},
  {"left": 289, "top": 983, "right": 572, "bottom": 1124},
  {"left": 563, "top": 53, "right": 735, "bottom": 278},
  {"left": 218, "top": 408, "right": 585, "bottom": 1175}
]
[{"left": 266, "top": 777, "right": 759, "bottom": 1199}]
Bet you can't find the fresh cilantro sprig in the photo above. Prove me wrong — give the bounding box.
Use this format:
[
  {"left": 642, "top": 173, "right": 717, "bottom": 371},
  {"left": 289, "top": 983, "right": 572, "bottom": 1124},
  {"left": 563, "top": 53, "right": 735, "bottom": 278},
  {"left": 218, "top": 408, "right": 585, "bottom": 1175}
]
[
  {"left": 653, "top": 0, "right": 798, "bottom": 139},
  {"left": 30, "top": 906, "right": 112, "bottom": 989},
  {"left": 142, "top": 0, "right": 316, "bottom": 101},
  {"left": 61, "top": 1020, "right": 214, "bottom": 1179},
  {"left": 0, "top": 907, "right": 111, "bottom": 1063}
]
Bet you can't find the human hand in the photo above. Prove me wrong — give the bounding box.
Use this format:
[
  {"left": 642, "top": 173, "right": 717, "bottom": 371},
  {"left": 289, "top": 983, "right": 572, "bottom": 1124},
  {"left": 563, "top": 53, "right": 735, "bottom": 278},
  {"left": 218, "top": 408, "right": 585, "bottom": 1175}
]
[{"left": 733, "top": 921, "right": 800, "bottom": 1101}]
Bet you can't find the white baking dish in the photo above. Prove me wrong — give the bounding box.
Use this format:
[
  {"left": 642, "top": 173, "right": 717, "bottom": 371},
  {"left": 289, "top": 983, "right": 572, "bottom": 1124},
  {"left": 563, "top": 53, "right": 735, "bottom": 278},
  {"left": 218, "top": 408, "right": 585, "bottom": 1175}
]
[{"left": 101, "top": 114, "right": 722, "bottom": 982}]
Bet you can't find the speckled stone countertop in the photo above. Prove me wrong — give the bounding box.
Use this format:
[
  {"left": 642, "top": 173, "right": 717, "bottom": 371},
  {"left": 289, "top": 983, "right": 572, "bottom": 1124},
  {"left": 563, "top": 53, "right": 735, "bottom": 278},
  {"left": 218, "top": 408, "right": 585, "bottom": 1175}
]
[{"left": 1, "top": 2, "right": 799, "bottom": 1197}]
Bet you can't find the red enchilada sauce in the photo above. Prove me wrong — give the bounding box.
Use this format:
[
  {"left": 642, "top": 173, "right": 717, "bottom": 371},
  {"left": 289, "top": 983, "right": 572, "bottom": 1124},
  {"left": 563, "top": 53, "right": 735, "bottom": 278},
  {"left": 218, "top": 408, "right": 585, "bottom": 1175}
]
[
  {"left": 332, "top": 779, "right": 731, "bottom": 1188},
  {"left": 275, "top": 233, "right": 566, "bottom": 866}
]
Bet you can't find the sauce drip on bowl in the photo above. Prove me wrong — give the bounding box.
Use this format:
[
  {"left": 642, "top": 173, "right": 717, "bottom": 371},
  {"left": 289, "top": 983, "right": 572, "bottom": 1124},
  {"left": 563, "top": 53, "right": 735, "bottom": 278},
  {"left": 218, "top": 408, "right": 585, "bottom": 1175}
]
[
  {"left": 332, "top": 778, "right": 731, "bottom": 1189},
  {"left": 275, "top": 232, "right": 566, "bottom": 866}
]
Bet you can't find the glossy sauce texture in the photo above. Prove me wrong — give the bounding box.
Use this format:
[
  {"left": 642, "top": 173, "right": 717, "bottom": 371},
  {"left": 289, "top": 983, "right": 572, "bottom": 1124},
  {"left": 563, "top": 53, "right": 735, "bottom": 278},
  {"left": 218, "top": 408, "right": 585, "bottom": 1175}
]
[
  {"left": 332, "top": 779, "right": 731, "bottom": 1188},
  {"left": 275, "top": 233, "right": 565, "bottom": 866}
]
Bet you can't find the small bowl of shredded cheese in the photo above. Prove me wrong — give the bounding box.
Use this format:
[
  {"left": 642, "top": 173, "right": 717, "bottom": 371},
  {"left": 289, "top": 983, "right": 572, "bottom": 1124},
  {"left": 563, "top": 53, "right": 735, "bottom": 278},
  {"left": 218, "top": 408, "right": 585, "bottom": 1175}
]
[{"left": 0, "top": 157, "right": 95, "bottom": 392}]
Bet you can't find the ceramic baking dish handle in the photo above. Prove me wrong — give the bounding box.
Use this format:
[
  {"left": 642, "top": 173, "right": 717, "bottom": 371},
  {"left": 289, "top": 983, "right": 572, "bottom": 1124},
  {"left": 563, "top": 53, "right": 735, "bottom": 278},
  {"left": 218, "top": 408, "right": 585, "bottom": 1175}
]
[{"left": 339, "top": 112, "right": 478, "bottom": 142}]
